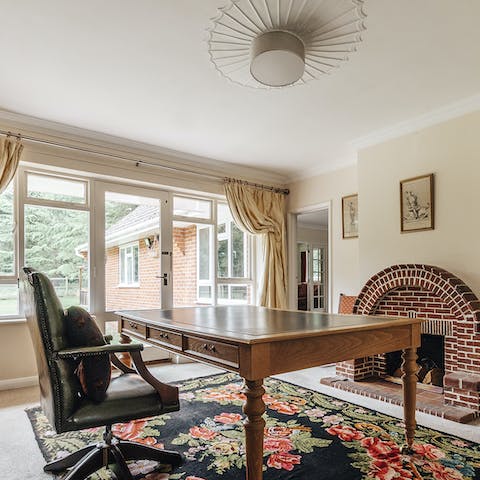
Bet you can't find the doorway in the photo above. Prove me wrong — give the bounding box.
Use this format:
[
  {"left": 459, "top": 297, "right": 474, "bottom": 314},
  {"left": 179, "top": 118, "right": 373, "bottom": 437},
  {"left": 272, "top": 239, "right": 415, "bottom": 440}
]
[{"left": 288, "top": 205, "right": 330, "bottom": 312}]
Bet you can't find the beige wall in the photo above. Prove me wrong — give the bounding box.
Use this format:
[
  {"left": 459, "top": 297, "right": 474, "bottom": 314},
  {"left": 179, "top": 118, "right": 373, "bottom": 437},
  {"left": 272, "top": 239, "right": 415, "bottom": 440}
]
[
  {"left": 288, "top": 110, "right": 480, "bottom": 316},
  {"left": 288, "top": 165, "right": 359, "bottom": 312},
  {"left": 358, "top": 110, "right": 480, "bottom": 296},
  {"left": 0, "top": 323, "right": 36, "bottom": 382},
  {"left": 297, "top": 227, "right": 328, "bottom": 246}
]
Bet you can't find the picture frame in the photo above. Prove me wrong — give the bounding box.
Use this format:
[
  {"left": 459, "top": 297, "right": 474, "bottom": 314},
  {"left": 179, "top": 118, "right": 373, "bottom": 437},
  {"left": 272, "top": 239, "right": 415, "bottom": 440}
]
[
  {"left": 342, "top": 194, "right": 358, "bottom": 239},
  {"left": 400, "top": 173, "right": 434, "bottom": 233}
]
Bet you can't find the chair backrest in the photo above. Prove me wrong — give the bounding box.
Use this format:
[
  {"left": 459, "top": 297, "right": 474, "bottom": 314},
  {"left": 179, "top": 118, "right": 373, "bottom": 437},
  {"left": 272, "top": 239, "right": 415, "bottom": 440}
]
[
  {"left": 21, "top": 267, "right": 81, "bottom": 433},
  {"left": 338, "top": 293, "right": 358, "bottom": 314}
]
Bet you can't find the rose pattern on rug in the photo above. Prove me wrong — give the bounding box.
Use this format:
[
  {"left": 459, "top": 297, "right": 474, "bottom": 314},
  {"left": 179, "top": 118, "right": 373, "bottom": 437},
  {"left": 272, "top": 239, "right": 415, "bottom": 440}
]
[{"left": 26, "top": 372, "right": 480, "bottom": 479}]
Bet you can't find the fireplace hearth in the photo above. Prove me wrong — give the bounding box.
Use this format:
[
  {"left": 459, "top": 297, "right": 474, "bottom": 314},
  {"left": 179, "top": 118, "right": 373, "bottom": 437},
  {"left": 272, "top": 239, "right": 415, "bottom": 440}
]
[{"left": 323, "top": 264, "right": 480, "bottom": 422}]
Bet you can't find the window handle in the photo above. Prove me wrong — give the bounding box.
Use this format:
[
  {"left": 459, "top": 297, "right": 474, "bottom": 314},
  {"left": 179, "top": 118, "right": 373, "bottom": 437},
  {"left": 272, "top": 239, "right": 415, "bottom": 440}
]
[{"left": 162, "top": 273, "right": 168, "bottom": 286}]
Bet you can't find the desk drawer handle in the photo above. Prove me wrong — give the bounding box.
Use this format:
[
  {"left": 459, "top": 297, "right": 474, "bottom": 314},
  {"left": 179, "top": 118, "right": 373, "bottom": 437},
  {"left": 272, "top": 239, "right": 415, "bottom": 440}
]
[
  {"left": 129, "top": 322, "right": 138, "bottom": 330},
  {"left": 202, "top": 343, "right": 216, "bottom": 353},
  {"left": 160, "top": 333, "right": 169, "bottom": 339}
]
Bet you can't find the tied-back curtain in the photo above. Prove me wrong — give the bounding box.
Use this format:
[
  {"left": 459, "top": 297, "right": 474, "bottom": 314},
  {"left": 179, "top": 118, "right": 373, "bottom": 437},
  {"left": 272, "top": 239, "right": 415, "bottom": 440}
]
[
  {"left": 0, "top": 135, "right": 23, "bottom": 194},
  {"left": 224, "top": 179, "right": 287, "bottom": 309}
]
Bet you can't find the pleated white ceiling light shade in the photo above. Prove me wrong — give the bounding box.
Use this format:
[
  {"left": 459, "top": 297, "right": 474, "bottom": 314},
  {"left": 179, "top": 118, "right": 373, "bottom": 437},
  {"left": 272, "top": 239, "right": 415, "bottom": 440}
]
[{"left": 207, "top": 0, "right": 367, "bottom": 89}]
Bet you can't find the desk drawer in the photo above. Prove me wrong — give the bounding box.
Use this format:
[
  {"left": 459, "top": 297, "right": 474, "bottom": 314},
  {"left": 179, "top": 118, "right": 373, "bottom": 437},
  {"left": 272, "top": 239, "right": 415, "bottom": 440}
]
[
  {"left": 148, "top": 327, "right": 182, "bottom": 350},
  {"left": 122, "top": 318, "right": 146, "bottom": 339},
  {"left": 184, "top": 335, "right": 239, "bottom": 368}
]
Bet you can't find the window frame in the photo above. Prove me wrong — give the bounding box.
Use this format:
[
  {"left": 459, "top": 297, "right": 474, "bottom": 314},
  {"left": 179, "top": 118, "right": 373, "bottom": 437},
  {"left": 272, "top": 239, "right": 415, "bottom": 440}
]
[
  {"left": 216, "top": 202, "right": 252, "bottom": 305},
  {"left": 172, "top": 196, "right": 255, "bottom": 306},
  {"left": 0, "top": 168, "right": 92, "bottom": 320},
  {"left": 0, "top": 177, "right": 19, "bottom": 319},
  {"left": 118, "top": 241, "right": 140, "bottom": 287},
  {"left": 0, "top": 170, "right": 257, "bottom": 322}
]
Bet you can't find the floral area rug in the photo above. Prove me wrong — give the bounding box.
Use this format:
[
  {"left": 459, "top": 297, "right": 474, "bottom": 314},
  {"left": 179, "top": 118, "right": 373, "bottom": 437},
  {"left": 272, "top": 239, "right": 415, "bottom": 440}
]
[{"left": 27, "top": 372, "right": 480, "bottom": 480}]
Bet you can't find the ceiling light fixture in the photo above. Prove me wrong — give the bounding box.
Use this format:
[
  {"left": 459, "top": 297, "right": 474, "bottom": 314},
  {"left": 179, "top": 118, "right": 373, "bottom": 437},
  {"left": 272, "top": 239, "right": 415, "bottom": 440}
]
[{"left": 207, "top": 0, "right": 367, "bottom": 89}]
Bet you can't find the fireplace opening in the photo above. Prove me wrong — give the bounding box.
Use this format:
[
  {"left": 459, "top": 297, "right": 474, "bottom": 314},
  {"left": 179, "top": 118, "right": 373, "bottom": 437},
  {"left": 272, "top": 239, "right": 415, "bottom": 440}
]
[{"left": 385, "top": 334, "right": 445, "bottom": 388}]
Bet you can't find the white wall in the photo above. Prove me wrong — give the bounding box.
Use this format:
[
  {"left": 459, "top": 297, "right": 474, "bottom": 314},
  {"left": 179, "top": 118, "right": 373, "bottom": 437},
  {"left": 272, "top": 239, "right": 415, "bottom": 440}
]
[
  {"left": 288, "top": 165, "right": 359, "bottom": 312},
  {"left": 358, "top": 110, "right": 480, "bottom": 296}
]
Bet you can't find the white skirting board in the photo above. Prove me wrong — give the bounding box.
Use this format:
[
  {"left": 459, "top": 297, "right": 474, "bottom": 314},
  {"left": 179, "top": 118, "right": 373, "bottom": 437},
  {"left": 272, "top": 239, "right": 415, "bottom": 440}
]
[{"left": 0, "top": 375, "right": 39, "bottom": 391}]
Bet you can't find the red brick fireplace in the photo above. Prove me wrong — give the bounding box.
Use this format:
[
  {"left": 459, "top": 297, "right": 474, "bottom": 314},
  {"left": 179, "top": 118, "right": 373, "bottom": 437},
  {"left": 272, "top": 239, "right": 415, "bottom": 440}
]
[{"left": 328, "top": 264, "right": 480, "bottom": 422}]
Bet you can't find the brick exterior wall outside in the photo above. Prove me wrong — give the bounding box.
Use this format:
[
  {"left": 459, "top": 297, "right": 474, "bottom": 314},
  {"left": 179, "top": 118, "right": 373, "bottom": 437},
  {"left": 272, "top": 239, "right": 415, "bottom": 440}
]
[
  {"left": 336, "top": 264, "right": 480, "bottom": 413},
  {"left": 105, "top": 225, "right": 198, "bottom": 311},
  {"left": 173, "top": 225, "right": 198, "bottom": 307},
  {"left": 105, "top": 241, "right": 161, "bottom": 311}
]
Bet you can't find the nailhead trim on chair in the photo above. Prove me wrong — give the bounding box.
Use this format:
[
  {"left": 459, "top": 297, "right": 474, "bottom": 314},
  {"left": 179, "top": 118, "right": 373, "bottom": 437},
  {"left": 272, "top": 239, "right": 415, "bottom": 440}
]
[{"left": 30, "top": 273, "right": 66, "bottom": 431}]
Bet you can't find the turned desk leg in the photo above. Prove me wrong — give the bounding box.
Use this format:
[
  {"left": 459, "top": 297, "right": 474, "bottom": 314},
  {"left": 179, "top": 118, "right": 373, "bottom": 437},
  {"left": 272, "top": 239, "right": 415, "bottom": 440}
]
[
  {"left": 401, "top": 348, "right": 418, "bottom": 453},
  {"left": 119, "top": 333, "right": 133, "bottom": 369},
  {"left": 243, "top": 379, "right": 265, "bottom": 480}
]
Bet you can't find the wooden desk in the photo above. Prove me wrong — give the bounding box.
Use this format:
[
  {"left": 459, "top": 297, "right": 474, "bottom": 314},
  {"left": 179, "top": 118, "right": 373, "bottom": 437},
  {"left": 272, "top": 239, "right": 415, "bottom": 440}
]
[{"left": 117, "top": 306, "right": 422, "bottom": 480}]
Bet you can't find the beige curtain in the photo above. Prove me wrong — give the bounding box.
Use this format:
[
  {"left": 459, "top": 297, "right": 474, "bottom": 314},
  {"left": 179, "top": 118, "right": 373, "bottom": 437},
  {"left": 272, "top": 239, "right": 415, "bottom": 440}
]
[
  {"left": 224, "top": 179, "right": 287, "bottom": 309},
  {"left": 0, "top": 135, "right": 23, "bottom": 194}
]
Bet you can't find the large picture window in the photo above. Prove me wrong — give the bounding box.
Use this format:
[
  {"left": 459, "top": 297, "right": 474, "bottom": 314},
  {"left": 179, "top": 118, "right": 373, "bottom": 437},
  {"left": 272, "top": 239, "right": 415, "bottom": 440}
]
[{"left": 0, "top": 170, "right": 256, "bottom": 321}]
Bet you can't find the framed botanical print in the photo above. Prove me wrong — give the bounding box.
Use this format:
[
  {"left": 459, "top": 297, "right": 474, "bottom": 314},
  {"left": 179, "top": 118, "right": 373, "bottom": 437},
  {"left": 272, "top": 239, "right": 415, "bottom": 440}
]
[
  {"left": 400, "top": 174, "right": 434, "bottom": 233},
  {"left": 342, "top": 194, "right": 358, "bottom": 239}
]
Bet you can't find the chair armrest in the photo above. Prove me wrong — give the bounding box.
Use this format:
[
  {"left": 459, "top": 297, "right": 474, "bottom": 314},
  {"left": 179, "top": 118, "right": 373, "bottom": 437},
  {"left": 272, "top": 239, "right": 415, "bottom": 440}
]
[
  {"left": 55, "top": 342, "right": 143, "bottom": 359},
  {"left": 130, "top": 351, "right": 179, "bottom": 408}
]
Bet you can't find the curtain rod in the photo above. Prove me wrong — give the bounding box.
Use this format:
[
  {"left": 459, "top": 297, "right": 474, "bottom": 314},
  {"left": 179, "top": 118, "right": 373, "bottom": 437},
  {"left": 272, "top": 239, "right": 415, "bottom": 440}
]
[
  {"left": 224, "top": 177, "right": 289, "bottom": 195},
  {"left": 0, "top": 129, "right": 288, "bottom": 193}
]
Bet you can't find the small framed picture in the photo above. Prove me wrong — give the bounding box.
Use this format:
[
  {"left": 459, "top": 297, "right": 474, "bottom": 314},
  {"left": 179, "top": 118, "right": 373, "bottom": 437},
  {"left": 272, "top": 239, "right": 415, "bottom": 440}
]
[
  {"left": 400, "top": 174, "right": 434, "bottom": 233},
  {"left": 342, "top": 194, "right": 358, "bottom": 239}
]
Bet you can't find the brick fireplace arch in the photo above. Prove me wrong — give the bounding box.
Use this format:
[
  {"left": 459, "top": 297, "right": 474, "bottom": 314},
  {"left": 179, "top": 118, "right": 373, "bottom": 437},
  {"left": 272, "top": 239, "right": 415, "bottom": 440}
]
[{"left": 336, "top": 264, "right": 480, "bottom": 414}]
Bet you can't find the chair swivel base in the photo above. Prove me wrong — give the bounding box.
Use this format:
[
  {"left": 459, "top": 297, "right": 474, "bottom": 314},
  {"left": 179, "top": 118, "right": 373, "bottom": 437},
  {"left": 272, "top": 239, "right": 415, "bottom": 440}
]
[{"left": 43, "top": 426, "right": 182, "bottom": 480}]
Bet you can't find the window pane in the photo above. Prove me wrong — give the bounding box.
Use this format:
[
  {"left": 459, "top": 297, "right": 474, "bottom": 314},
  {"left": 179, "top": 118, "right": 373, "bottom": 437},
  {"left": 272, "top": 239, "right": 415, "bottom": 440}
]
[
  {"left": 231, "top": 285, "right": 247, "bottom": 300},
  {"left": 173, "top": 196, "right": 211, "bottom": 219},
  {"left": 105, "top": 192, "right": 160, "bottom": 311},
  {"left": 24, "top": 205, "right": 89, "bottom": 309},
  {"left": 217, "top": 203, "right": 230, "bottom": 224},
  {"left": 133, "top": 245, "right": 139, "bottom": 283},
  {"left": 0, "top": 183, "right": 15, "bottom": 276},
  {"left": 231, "top": 223, "right": 245, "bottom": 277},
  {"left": 0, "top": 284, "right": 19, "bottom": 316},
  {"left": 217, "top": 239, "right": 228, "bottom": 278},
  {"left": 217, "top": 284, "right": 250, "bottom": 304},
  {"left": 218, "top": 284, "right": 228, "bottom": 299},
  {"left": 198, "top": 227, "right": 210, "bottom": 281},
  {"left": 27, "top": 173, "right": 86, "bottom": 204},
  {"left": 198, "top": 285, "right": 211, "bottom": 299}
]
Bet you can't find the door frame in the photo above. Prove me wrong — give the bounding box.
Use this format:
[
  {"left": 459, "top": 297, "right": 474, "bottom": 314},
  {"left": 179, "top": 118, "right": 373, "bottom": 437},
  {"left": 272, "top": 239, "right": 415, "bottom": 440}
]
[
  {"left": 92, "top": 181, "right": 171, "bottom": 329},
  {"left": 287, "top": 201, "right": 332, "bottom": 312}
]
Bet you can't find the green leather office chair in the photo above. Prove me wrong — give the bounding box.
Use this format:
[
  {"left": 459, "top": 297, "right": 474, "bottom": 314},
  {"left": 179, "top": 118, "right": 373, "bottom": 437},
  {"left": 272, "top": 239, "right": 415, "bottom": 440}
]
[{"left": 21, "top": 267, "right": 182, "bottom": 480}]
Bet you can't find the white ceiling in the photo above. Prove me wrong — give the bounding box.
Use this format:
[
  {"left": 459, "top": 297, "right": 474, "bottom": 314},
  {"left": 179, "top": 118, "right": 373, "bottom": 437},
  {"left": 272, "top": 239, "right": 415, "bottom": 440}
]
[{"left": 1, "top": 0, "right": 480, "bottom": 181}]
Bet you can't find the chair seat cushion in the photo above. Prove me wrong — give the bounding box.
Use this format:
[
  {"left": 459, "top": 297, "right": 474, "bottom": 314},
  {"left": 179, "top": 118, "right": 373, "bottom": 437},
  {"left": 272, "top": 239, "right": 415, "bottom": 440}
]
[
  {"left": 64, "top": 306, "right": 111, "bottom": 402},
  {"left": 66, "top": 373, "right": 179, "bottom": 431}
]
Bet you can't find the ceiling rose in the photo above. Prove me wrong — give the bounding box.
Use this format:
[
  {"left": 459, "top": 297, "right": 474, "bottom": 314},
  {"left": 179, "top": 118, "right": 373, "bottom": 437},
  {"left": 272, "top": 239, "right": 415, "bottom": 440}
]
[{"left": 207, "top": 0, "right": 367, "bottom": 89}]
